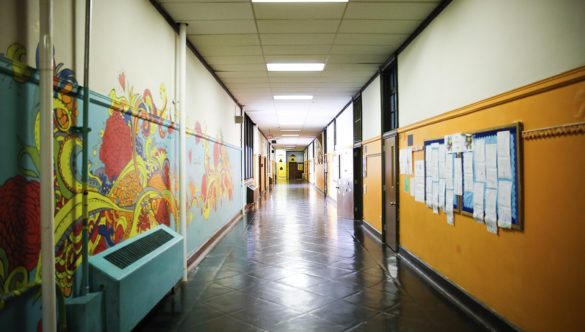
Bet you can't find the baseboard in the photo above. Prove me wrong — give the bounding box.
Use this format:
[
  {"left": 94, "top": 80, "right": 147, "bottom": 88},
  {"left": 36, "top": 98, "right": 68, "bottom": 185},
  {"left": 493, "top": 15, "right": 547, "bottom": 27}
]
[
  {"left": 359, "top": 220, "right": 383, "bottom": 243},
  {"left": 186, "top": 212, "right": 243, "bottom": 269},
  {"left": 398, "top": 247, "right": 518, "bottom": 332}
]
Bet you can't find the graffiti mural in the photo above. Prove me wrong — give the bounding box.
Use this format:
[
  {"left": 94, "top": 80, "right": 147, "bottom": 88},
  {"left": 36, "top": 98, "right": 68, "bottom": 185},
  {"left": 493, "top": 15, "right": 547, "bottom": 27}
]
[
  {"left": 0, "top": 43, "right": 242, "bottom": 330},
  {"left": 185, "top": 122, "right": 241, "bottom": 254}
]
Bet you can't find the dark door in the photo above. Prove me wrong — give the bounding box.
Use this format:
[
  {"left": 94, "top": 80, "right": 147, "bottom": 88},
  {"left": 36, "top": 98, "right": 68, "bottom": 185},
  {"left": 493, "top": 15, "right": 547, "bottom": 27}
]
[
  {"left": 353, "top": 147, "right": 363, "bottom": 221},
  {"left": 258, "top": 155, "right": 263, "bottom": 193},
  {"left": 384, "top": 135, "right": 398, "bottom": 251},
  {"left": 288, "top": 162, "right": 299, "bottom": 179},
  {"left": 337, "top": 150, "right": 354, "bottom": 219}
]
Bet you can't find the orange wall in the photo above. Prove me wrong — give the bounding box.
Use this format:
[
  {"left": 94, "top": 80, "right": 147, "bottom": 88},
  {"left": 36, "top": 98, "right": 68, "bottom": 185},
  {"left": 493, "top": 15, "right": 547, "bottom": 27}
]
[
  {"left": 315, "top": 164, "right": 325, "bottom": 192},
  {"left": 363, "top": 139, "right": 382, "bottom": 233},
  {"left": 398, "top": 67, "right": 585, "bottom": 331}
]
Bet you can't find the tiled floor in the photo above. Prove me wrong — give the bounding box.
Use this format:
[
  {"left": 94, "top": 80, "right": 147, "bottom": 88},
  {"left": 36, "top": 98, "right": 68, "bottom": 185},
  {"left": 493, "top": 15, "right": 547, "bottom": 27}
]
[{"left": 135, "top": 181, "right": 483, "bottom": 331}]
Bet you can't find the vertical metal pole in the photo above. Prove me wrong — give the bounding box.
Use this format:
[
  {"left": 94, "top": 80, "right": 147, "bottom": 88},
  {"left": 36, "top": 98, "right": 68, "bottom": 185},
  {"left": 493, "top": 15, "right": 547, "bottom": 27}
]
[
  {"left": 179, "top": 23, "right": 188, "bottom": 281},
  {"left": 80, "top": 0, "right": 93, "bottom": 296},
  {"left": 39, "top": 0, "right": 57, "bottom": 330}
]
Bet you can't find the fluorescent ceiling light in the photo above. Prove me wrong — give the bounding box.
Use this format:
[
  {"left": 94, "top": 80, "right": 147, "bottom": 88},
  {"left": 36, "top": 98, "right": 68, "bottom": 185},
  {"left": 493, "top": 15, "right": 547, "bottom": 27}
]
[
  {"left": 267, "top": 63, "right": 325, "bottom": 72},
  {"left": 282, "top": 134, "right": 299, "bottom": 137},
  {"left": 274, "top": 95, "right": 313, "bottom": 100},
  {"left": 281, "top": 129, "right": 301, "bottom": 132},
  {"left": 253, "top": 1, "right": 347, "bottom": 3}
]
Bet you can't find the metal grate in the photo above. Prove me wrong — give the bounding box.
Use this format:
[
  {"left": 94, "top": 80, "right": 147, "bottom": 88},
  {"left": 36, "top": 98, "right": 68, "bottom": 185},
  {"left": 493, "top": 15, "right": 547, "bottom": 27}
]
[{"left": 105, "top": 229, "right": 174, "bottom": 269}]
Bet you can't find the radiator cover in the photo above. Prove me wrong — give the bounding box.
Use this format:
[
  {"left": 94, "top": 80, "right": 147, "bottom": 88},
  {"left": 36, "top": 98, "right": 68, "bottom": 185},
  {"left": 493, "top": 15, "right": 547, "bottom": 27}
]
[{"left": 89, "top": 225, "right": 183, "bottom": 332}]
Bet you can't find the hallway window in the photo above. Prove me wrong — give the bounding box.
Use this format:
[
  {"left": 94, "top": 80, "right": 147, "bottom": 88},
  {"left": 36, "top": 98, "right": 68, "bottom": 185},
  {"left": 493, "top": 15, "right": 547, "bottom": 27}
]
[
  {"left": 382, "top": 61, "right": 398, "bottom": 133},
  {"left": 244, "top": 114, "right": 254, "bottom": 180}
]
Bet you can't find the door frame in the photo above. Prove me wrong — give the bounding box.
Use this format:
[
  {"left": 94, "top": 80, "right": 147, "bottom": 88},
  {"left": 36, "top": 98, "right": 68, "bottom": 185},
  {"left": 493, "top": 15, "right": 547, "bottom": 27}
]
[{"left": 382, "top": 130, "right": 399, "bottom": 251}]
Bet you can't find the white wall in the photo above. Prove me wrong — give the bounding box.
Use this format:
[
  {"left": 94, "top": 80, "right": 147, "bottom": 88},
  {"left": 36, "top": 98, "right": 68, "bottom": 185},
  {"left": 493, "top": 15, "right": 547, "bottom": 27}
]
[
  {"left": 335, "top": 103, "right": 353, "bottom": 150},
  {"left": 92, "top": 0, "right": 176, "bottom": 120},
  {"left": 0, "top": 0, "right": 75, "bottom": 71},
  {"left": 361, "top": 75, "right": 381, "bottom": 140},
  {"left": 326, "top": 122, "right": 335, "bottom": 154},
  {"left": 398, "top": 0, "right": 585, "bottom": 126},
  {"left": 186, "top": 50, "right": 241, "bottom": 145}
]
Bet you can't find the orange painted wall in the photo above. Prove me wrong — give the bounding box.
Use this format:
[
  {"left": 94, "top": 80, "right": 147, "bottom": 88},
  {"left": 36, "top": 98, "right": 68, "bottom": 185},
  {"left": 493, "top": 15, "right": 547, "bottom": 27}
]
[
  {"left": 315, "top": 164, "right": 325, "bottom": 192},
  {"left": 398, "top": 67, "right": 585, "bottom": 331},
  {"left": 363, "top": 139, "right": 383, "bottom": 233}
]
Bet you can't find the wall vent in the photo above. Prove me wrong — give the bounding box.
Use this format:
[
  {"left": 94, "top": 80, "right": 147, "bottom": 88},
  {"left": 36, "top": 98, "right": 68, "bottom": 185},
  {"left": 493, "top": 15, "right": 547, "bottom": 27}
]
[{"left": 105, "top": 230, "right": 173, "bottom": 269}]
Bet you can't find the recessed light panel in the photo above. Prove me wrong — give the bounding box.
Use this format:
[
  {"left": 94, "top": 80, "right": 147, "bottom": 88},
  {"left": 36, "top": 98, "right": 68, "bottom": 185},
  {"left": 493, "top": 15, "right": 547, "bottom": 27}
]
[
  {"left": 267, "top": 63, "right": 325, "bottom": 72},
  {"left": 253, "top": 0, "right": 347, "bottom": 3},
  {"left": 282, "top": 134, "right": 300, "bottom": 137},
  {"left": 274, "top": 95, "right": 313, "bottom": 100},
  {"left": 281, "top": 129, "right": 301, "bottom": 132}
]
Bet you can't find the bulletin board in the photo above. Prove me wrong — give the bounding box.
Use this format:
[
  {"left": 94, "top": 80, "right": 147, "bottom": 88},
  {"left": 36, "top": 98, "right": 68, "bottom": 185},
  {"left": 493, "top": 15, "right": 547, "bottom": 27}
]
[
  {"left": 423, "top": 138, "right": 460, "bottom": 212},
  {"left": 461, "top": 123, "right": 523, "bottom": 230}
]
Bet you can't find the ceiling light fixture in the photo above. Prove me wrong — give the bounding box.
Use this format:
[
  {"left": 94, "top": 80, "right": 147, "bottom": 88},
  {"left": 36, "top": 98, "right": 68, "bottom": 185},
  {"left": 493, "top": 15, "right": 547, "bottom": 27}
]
[
  {"left": 282, "top": 134, "right": 300, "bottom": 137},
  {"left": 253, "top": 0, "right": 347, "bottom": 3},
  {"left": 267, "top": 63, "right": 325, "bottom": 72},
  {"left": 280, "top": 129, "right": 301, "bottom": 132},
  {"left": 274, "top": 95, "right": 313, "bottom": 100}
]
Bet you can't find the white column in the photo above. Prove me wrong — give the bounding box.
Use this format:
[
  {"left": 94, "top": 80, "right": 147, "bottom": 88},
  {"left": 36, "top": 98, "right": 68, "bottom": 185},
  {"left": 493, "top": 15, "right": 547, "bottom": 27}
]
[
  {"left": 39, "top": 0, "right": 57, "bottom": 330},
  {"left": 178, "top": 23, "right": 188, "bottom": 281}
]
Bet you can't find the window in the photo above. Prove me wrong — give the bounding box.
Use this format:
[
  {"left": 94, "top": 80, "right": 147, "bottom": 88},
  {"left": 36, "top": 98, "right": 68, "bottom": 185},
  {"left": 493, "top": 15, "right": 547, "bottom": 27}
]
[
  {"left": 353, "top": 95, "right": 362, "bottom": 143},
  {"left": 382, "top": 61, "right": 398, "bottom": 133},
  {"left": 244, "top": 114, "right": 254, "bottom": 179}
]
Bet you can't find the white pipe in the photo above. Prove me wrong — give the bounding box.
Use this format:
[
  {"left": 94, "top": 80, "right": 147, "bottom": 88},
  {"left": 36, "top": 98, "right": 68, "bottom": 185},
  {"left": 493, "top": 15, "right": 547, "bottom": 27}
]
[
  {"left": 179, "top": 23, "right": 188, "bottom": 282},
  {"left": 39, "top": 0, "right": 57, "bottom": 331}
]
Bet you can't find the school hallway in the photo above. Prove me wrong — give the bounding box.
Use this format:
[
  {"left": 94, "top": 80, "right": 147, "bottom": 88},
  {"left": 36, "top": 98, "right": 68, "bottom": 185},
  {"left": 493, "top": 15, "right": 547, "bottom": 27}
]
[
  {"left": 1, "top": 1, "right": 584, "bottom": 331},
  {"left": 136, "top": 182, "right": 481, "bottom": 331}
]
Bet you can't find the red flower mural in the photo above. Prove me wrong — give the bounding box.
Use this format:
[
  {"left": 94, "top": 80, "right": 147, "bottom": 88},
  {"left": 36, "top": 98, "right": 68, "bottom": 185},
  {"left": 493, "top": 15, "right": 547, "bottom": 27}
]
[
  {"left": 99, "top": 112, "right": 133, "bottom": 179},
  {"left": 0, "top": 176, "right": 41, "bottom": 271},
  {"left": 213, "top": 142, "right": 220, "bottom": 166}
]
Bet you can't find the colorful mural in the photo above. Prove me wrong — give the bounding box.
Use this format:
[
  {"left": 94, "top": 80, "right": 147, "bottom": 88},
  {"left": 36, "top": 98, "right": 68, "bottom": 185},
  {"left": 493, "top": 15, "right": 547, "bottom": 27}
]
[
  {"left": 0, "top": 43, "right": 242, "bottom": 329},
  {"left": 185, "top": 122, "right": 240, "bottom": 254}
]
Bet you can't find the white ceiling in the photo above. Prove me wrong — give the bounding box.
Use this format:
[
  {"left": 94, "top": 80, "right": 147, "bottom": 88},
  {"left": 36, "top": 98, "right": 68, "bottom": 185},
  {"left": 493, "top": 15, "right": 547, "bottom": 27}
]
[{"left": 157, "top": 0, "right": 442, "bottom": 149}]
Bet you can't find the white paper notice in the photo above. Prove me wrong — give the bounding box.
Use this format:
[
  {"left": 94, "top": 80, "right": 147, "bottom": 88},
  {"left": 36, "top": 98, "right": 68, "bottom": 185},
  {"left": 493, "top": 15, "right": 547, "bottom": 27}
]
[
  {"left": 406, "top": 147, "right": 413, "bottom": 175},
  {"left": 439, "top": 179, "right": 446, "bottom": 210},
  {"left": 445, "top": 134, "right": 464, "bottom": 154},
  {"left": 410, "top": 177, "right": 415, "bottom": 197},
  {"left": 445, "top": 190, "right": 454, "bottom": 225},
  {"left": 425, "top": 145, "right": 432, "bottom": 170},
  {"left": 454, "top": 157, "right": 463, "bottom": 196},
  {"left": 445, "top": 154, "right": 454, "bottom": 190},
  {"left": 473, "top": 182, "right": 485, "bottom": 223},
  {"left": 438, "top": 144, "right": 447, "bottom": 179},
  {"left": 487, "top": 220, "right": 498, "bottom": 234},
  {"left": 463, "top": 152, "right": 474, "bottom": 193},
  {"left": 474, "top": 139, "right": 486, "bottom": 183},
  {"left": 498, "top": 181, "right": 513, "bottom": 229},
  {"left": 426, "top": 177, "right": 433, "bottom": 207},
  {"left": 415, "top": 160, "right": 425, "bottom": 202},
  {"left": 431, "top": 143, "right": 439, "bottom": 181},
  {"left": 485, "top": 188, "right": 498, "bottom": 233},
  {"left": 432, "top": 181, "right": 439, "bottom": 214},
  {"left": 485, "top": 144, "right": 498, "bottom": 189},
  {"left": 399, "top": 149, "right": 406, "bottom": 175},
  {"left": 497, "top": 131, "right": 512, "bottom": 179}
]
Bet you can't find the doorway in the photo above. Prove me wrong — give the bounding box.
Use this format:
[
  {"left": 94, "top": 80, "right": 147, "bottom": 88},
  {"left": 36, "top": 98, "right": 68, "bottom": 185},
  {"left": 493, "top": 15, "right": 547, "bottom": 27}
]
[
  {"left": 353, "top": 146, "right": 363, "bottom": 221},
  {"left": 383, "top": 134, "right": 398, "bottom": 251},
  {"left": 337, "top": 150, "right": 354, "bottom": 219}
]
